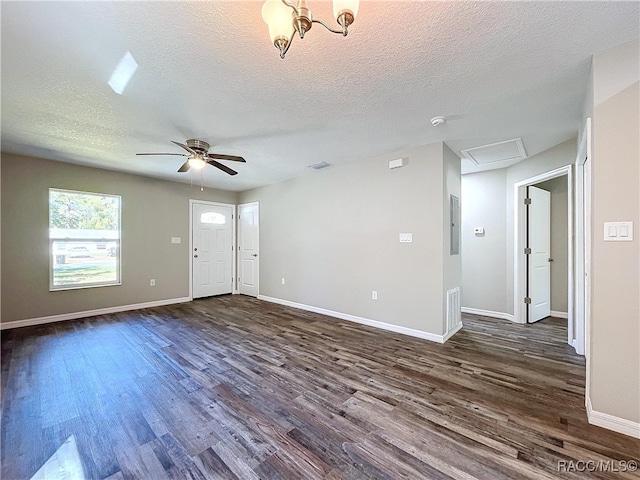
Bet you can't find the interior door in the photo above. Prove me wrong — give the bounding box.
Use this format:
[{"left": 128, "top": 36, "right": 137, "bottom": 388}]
[
  {"left": 527, "top": 186, "right": 551, "bottom": 322},
  {"left": 192, "top": 202, "right": 233, "bottom": 299},
  {"left": 238, "top": 202, "right": 259, "bottom": 297}
]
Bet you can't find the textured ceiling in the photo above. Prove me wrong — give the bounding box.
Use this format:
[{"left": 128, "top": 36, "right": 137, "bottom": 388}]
[{"left": 1, "top": 1, "right": 638, "bottom": 191}]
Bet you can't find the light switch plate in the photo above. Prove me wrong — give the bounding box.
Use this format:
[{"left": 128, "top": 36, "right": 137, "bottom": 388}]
[
  {"left": 171, "top": 237, "right": 181, "bottom": 244},
  {"left": 604, "top": 222, "right": 633, "bottom": 241}
]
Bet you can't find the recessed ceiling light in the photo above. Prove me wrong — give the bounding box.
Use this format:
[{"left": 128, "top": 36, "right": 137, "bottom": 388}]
[{"left": 108, "top": 51, "right": 138, "bottom": 95}]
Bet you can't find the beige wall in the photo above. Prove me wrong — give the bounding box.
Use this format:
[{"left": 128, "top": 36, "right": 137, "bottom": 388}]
[
  {"left": 443, "top": 144, "right": 462, "bottom": 323},
  {"left": 535, "top": 176, "right": 569, "bottom": 313},
  {"left": 461, "top": 139, "right": 575, "bottom": 315},
  {"left": 461, "top": 169, "right": 508, "bottom": 313},
  {"left": 239, "top": 142, "right": 460, "bottom": 336},
  {"left": 589, "top": 40, "right": 639, "bottom": 424},
  {"left": 1, "top": 153, "right": 237, "bottom": 323}
]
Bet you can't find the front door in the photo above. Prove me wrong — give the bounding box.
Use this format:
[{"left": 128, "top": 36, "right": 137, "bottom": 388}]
[
  {"left": 527, "top": 186, "right": 551, "bottom": 322},
  {"left": 192, "top": 202, "right": 233, "bottom": 299},
  {"left": 238, "top": 202, "right": 259, "bottom": 297}
]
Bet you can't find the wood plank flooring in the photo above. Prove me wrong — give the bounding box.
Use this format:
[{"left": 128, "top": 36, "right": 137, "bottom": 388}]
[{"left": 2, "top": 295, "right": 639, "bottom": 479}]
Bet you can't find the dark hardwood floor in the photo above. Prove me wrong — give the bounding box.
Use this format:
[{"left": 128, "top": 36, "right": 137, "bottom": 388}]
[{"left": 2, "top": 295, "right": 639, "bottom": 479}]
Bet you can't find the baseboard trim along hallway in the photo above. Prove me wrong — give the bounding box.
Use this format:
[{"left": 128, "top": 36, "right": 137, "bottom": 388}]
[
  {"left": 461, "top": 307, "right": 515, "bottom": 322},
  {"left": 587, "top": 396, "right": 640, "bottom": 439},
  {"left": 258, "top": 295, "right": 461, "bottom": 344}
]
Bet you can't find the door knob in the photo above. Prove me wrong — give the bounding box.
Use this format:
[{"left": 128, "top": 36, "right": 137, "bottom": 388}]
[
  {"left": 548, "top": 258, "right": 554, "bottom": 262},
  {"left": 194, "top": 254, "right": 198, "bottom": 258},
  {"left": 252, "top": 254, "right": 258, "bottom": 257}
]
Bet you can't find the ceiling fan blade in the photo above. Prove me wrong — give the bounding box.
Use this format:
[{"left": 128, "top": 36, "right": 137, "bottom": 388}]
[
  {"left": 177, "top": 161, "right": 191, "bottom": 173},
  {"left": 171, "top": 141, "right": 198, "bottom": 156},
  {"left": 208, "top": 160, "right": 238, "bottom": 176},
  {"left": 206, "top": 153, "right": 246, "bottom": 163},
  {"left": 137, "top": 153, "right": 188, "bottom": 156}
]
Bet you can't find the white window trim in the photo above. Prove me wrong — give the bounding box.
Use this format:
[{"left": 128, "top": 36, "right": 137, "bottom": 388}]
[{"left": 49, "top": 188, "right": 122, "bottom": 291}]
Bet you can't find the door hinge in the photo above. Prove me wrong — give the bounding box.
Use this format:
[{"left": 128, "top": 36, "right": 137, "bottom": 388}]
[
  {"left": 524, "top": 198, "right": 532, "bottom": 205},
  {"left": 524, "top": 297, "right": 531, "bottom": 304},
  {"left": 524, "top": 247, "right": 532, "bottom": 255}
]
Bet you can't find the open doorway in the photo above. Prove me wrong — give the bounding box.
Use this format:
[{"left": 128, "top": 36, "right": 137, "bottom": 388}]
[{"left": 513, "top": 165, "right": 575, "bottom": 347}]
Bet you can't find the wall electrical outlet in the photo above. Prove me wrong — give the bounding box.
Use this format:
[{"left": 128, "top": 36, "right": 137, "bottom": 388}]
[
  {"left": 150, "top": 279, "right": 156, "bottom": 287},
  {"left": 372, "top": 290, "right": 378, "bottom": 300},
  {"left": 171, "top": 237, "right": 181, "bottom": 244},
  {"left": 281, "top": 277, "right": 286, "bottom": 285}
]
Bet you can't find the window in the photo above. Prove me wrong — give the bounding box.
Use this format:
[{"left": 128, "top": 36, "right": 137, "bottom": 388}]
[
  {"left": 49, "top": 189, "right": 121, "bottom": 290},
  {"left": 200, "top": 212, "right": 226, "bottom": 224}
]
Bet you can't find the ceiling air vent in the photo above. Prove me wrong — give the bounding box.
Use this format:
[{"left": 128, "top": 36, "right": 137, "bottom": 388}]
[
  {"left": 460, "top": 138, "right": 527, "bottom": 165},
  {"left": 309, "top": 161, "right": 331, "bottom": 170}
]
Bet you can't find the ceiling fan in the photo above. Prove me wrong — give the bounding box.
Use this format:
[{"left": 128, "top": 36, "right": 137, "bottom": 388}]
[{"left": 137, "top": 139, "right": 246, "bottom": 176}]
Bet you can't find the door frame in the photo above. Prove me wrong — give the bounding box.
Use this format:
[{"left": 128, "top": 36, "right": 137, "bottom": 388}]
[
  {"left": 575, "top": 118, "right": 592, "bottom": 367},
  {"left": 513, "top": 165, "right": 574, "bottom": 339},
  {"left": 237, "top": 201, "right": 260, "bottom": 297},
  {"left": 189, "top": 200, "right": 237, "bottom": 300}
]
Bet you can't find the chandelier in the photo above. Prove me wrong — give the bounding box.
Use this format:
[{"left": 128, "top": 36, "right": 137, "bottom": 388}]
[{"left": 262, "top": 0, "right": 359, "bottom": 59}]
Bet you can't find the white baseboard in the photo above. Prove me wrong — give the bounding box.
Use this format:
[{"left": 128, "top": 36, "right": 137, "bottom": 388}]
[
  {"left": 443, "top": 321, "right": 463, "bottom": 342},
  {"left": 258, "top": 295, "right": 459, "bottom": 344},
  {"left": 550, "top": 310, "right": 568, "bottom": 319},
  {"left": 0, "top": 297, "right": 192, "bottom": 330},
  {"left": 461, "top": 307, "right": 515, "bottom": 322},
  {"left": 587, "top": 396, "right": 640, "bottom": 439}
]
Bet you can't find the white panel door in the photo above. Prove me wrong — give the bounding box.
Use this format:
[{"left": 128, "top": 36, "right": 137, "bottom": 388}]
[
  {"left": 238, "top": 202, "right": 259, "bottom": 297},
  {"left": 528, "top": 186, "right": 551, "bottom": 322},
  {"left": 192, "top": 202, "right": 233, "bottom": 298}
]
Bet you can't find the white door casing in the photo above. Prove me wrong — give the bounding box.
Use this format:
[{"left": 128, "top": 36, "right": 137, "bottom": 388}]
[
  {"left": 527, "top": 186, "right": 552, "bottom": 323},
  {"left": 191, "top": 201, "right": 234, "bottom": 299},
  {"left": 513, "top": 165, "right": 573, "bottom": 334},
  {"left": 576, "top": 118, "right": 591, "bottom": 361},
  {"left": 238, "top": 202, "right": 259, "bottom": 297}
]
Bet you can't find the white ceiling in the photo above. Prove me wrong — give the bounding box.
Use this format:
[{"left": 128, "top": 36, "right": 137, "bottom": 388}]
[{"left": 1, "top": 1, "right": 638, "bottom": 191}]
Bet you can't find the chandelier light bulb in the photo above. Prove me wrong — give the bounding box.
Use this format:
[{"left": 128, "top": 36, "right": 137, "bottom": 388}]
[
  {"left": 263, "top": 0, "right": 359, "bottom": 58},
  {"left": 333, "top": 0, "right": 359, "bottom": 24},
  {"left": 262, "top": 0, "right": 293, "bottom": 45}
]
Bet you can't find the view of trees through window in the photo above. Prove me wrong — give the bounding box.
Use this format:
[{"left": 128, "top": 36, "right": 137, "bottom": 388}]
[{"left": 49, "top": 189, "right": 121, "bottom": 289}]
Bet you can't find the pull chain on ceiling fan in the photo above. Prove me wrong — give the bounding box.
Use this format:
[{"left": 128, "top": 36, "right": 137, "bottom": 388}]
[{"left": 136, "top": 139, "right": 246, "bottom": 176}]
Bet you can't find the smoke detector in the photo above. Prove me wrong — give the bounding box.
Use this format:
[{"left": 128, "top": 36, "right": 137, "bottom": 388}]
[{"left": 430, "top": 116, "right": 446, "bottom": 127}]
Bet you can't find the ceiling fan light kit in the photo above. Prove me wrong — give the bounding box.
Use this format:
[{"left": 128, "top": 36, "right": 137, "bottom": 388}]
[
  {"left": 187, "top": 157, "right": 206, "bottom": 170},
  {"left": 136, "top": 139, "right": 246, "bottom": 177},
  {"left": 262, "top": 0, "right": 359, "bottom": 59}
]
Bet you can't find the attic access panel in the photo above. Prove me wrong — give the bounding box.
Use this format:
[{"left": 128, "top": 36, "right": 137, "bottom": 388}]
[{"left": 460, "top": 138, "right": 527, "bottom": 165}]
